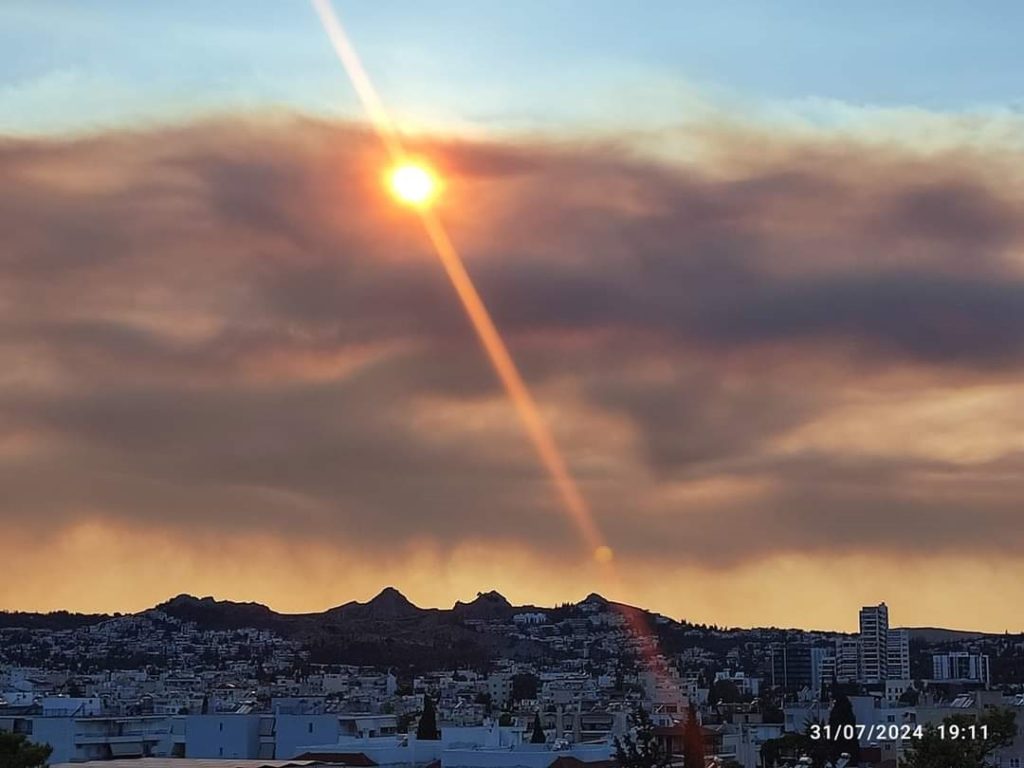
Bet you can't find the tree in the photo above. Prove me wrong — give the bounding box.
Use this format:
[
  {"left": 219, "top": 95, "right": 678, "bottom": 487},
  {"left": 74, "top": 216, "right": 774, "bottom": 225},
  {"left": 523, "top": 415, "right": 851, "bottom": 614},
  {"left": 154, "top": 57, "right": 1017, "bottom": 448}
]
[
  {"left": 761, "top": 732, "right": 806, "bottom": 768},
  {"left": 416, "top": 696, "right": 440, "bottom": 740},
  {"left": 512, "top": 673, "right": 539, "bottom": 703},
  {"left": 902, "top": 708, "right": 1017, "bottom": 768},
  {"left": 0, "top": 732, "right": 53, "bottom": 768},
  {"left": 758, "top": 689, "right": 785, "bottom": 724},
  {"left": 898, "top": 687, "right": 920, "bottom": 706},
  {"left": 681, "top": 705, "right": 705, "bottom": 768},
  {"left": 530, "top": 713, "right": 547, "bottom": 744},
  {"left": 708, "top": 679, "right": 742, "bottom": 706},
  {"left": 474, "top": 692, "right": 492, "bottom": 714},
  {"left": 760, "top": 720, "right": 829, "bottom": 768},
  {"left": 827, "top": 693, "right": 860, "bottom": 766},
  {"left": 614, "top": 706, "right": 669, "bottom": 768}
]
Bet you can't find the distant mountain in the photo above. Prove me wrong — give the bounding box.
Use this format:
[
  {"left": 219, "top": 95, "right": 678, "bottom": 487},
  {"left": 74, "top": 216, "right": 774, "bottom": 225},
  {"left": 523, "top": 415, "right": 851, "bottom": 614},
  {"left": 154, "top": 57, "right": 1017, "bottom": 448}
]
[
  {"left": 577, "top": 592, "right": 659, "bottom": 627},
  {"left": 153, "top": 594, "right": 283, "bottom": 630},
  {"left": 905, "top": 627, "right": 991, "bottom": 643},
  {"left": 452, "top": 591, "right": 514, "bottom": 620},
  {"left": 323, "top": 587, "right": 427, "bottom": 622}
]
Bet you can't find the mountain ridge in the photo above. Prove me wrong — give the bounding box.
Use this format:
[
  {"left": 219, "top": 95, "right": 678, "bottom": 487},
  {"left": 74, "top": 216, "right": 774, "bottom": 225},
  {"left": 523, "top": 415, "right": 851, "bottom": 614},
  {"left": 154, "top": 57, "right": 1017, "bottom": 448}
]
[{"left": 0, "top": 590, "right": 1013, "bottom": 638}]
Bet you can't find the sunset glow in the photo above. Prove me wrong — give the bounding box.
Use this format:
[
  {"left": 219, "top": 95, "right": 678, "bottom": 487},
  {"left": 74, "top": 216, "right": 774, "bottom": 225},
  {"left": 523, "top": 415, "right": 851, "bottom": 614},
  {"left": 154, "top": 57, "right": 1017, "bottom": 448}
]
[
  {"left": 8, "top": 9, "right": 1024, "bottom": 761},
  {"left": 388, "top": 163, "right": 438, "bottom": 207},
  {"left": 4, "top": 1, "right": 1024, "bottom": 634}
]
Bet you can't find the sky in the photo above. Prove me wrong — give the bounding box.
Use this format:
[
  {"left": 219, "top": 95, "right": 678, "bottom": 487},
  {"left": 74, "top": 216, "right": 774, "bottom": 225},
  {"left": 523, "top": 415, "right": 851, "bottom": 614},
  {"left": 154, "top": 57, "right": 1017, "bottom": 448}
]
[{"left": 3, "top": 2, "right": 1024, "bottom": 632}]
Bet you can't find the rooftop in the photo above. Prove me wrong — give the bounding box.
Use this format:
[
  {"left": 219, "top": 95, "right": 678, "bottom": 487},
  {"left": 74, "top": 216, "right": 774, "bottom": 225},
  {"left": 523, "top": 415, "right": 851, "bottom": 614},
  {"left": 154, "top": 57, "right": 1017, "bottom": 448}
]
[{"left": 53, "top": 761, "right": 330, "bottom": 768}]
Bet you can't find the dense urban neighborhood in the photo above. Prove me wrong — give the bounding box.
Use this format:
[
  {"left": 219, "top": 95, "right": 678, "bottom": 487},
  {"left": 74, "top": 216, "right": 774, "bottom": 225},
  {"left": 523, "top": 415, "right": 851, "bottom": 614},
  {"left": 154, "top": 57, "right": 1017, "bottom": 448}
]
[{"left": 2, "top": 591, "right": 1023, "bottom": 768}]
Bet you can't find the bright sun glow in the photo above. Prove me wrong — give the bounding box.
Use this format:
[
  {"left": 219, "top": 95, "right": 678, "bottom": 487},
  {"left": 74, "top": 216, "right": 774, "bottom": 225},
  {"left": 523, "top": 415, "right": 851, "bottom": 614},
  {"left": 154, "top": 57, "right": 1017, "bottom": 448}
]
[{"left": 388, "top": 163, "right": 438, "bottom": 207}]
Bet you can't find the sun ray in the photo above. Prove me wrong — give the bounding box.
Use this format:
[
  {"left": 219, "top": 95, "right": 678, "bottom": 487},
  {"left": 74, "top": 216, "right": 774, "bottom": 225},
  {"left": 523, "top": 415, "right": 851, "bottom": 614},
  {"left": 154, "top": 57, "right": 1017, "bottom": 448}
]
[{"left": 309, "top": 0, "right": 609, "bottom": 561}]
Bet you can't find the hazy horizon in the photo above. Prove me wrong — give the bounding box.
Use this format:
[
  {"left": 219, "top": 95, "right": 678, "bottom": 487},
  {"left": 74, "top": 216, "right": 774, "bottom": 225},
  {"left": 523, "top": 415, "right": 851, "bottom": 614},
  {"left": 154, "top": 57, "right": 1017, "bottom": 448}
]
[{"left": 5, "top": 583, "right": 1001, "bottom": 636}]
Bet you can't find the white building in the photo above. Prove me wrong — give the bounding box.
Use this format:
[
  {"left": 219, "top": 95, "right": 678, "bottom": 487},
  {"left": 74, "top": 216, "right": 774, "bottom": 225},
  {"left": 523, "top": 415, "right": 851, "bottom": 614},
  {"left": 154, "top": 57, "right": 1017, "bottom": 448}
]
[
  {"left": 884, "top": 678, "right": 913, "bottom": 706},
  {"left": 298, "top": 723, "right": 613, "bottom": 768},
  {"left": 39, "top": 698, "right": 104, "bottom": 717},
  {"left": 181, "top": 714, "right": 267, "bottom": 759},
  {"left": 859, "top": 603, "right": 889, "bottom": 684},
  {"left": 52, "top": 760, "right": 327, "bottom": 768},
  {"left": 819, "top": 638, "right": 860, "bottom": 684},
  {"left": 887, "top": 629, "right": 910, "bottom": 681},
  {"left": 932, "top": 653, "right": 991, "bottom": 686},
  {"left": 486, "top": 676, "right": 513, "bottom": 711},
  {"left": 810, "top": 646, "right": 833, "bottom": 694},
  {"left": 173, "top": 713, "right": 399, "bottom": 760},
  {"left": 3, "top": 714, "right": 173, "bottom": 763},
  {"left": 718, "top": 722, "right": 786, "bottom": 768}
]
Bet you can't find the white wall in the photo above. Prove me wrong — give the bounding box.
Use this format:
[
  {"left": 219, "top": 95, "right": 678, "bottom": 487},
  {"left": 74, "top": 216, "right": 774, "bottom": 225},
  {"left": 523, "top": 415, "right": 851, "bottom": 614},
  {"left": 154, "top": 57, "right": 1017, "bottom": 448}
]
[
  {"left": 28, "top": 718, "right": 76, "bottom": 764},
  {"left": 275, "top": 714, "right": 342, "bottom": 758},
  {"left": 184, "top": 714, "right": 260, "bottom": 759},
  {"left": 443, "top": 743, "right": 611, "bottom": 768}
]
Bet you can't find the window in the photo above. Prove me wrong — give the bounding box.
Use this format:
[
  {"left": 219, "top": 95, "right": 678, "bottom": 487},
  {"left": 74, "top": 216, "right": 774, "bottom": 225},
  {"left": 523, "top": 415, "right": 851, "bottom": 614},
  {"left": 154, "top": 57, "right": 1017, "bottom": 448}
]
[
  {"left": 219, "top": 722, "right": 224, "bottom": 732},
  {"left": 308, "top": 722, "right": 314, "bottom": 734},
  {"left": 1008, "top": 759, "right": 1019, "bottom": 768}
]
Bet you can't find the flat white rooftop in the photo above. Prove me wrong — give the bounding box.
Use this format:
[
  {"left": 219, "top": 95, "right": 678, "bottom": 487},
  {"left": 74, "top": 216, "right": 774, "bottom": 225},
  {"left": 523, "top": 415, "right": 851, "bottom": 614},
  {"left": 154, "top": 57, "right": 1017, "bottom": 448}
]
[{"left": 53, "top": 760, "right": 331, "bottom": 768}]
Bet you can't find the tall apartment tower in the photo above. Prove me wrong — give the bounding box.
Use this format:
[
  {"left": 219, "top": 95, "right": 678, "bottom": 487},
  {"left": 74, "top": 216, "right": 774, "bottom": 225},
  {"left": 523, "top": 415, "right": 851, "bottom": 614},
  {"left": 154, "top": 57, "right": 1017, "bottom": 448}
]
[
  {"left": 887, "top": 628, "right": 911, "bottom": 680},
  {"left": 859, "top": 603, "right": 890, "bottom": 683}
]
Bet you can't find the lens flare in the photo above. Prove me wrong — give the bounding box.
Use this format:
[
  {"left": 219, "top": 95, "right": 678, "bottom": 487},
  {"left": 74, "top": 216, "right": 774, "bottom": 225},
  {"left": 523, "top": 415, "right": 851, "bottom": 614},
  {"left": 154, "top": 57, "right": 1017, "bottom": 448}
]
[{"left": 389, "top": 163, "right": 438, "bottom": 207}]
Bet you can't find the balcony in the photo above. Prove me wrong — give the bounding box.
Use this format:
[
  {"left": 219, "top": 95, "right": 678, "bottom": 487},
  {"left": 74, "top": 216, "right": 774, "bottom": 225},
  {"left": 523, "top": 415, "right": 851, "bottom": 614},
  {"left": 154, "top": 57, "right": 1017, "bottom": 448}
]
[{"left": 74, "top": 729, "right": 170, "bottom": 744}]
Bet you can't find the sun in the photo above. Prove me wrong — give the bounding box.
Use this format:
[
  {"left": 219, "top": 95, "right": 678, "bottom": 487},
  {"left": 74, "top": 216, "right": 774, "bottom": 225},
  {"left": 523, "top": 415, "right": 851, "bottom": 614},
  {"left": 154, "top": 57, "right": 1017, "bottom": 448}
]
[{"left": 387, "top": 162, "right": 439, "bottom": 207}]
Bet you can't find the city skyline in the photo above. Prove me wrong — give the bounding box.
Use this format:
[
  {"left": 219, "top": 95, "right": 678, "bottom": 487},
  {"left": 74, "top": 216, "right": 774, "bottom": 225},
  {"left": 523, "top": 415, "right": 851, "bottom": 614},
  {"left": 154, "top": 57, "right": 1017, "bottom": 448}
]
[
  {"left": 4, "top": 587, "right": 1015, "bottom": 768},
  {"left": 4, "top": 3, "right": 1024, "bottom": 632}
]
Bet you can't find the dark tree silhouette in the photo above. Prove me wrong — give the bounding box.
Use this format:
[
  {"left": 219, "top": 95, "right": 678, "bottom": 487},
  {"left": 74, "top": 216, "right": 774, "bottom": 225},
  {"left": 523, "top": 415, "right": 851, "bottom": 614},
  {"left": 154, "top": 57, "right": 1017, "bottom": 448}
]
[
  {"left": 530, "top": 713, "right": 547, "bottom": 744},
  {"left": 614, "top": 706, "right": 669, "bottom": 768},
  {"left": 827, "top": 693, "right": 860, "bottom": 766},
  {"left": 708, "top": 679, "right": 742, "bottom": 706},
  {"left": 416, "top": 696, "right": 440, "bottom": 740},
  {"left": 512, "top": 673, "right": 539, "bottom": 703},
  {"left": 681, "top": 704, "right": 705, "bottom": 768},
  {"left": 0, "top": 732, "right": 53, "bottom": 768},
  {"left": 760, "top": 719, "right": 830, "bottom": 768},
  {"left": 899, "top": 687, "right": 920, "bottom": 706}
]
